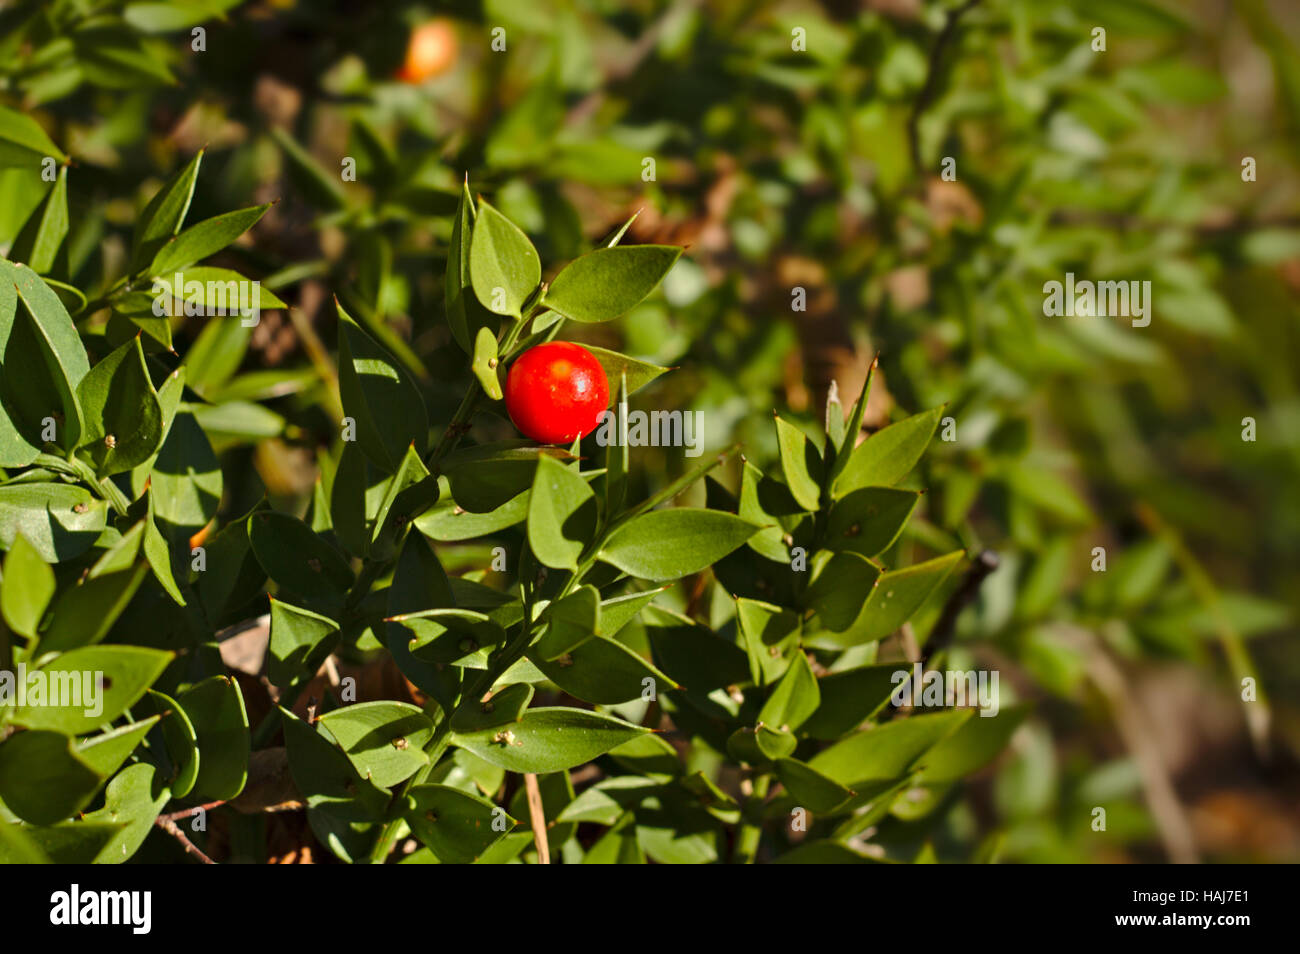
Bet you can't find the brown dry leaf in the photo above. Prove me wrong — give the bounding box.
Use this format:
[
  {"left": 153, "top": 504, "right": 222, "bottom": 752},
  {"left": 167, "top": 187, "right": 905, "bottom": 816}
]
[
  {"left": 218, "top": 617, "right": 270, "bottom": 676},
  {"left": 925, "top": 177, "right": 983, "bottom": 233},
  {"left": 884, "top": 265, "right": 930, "bottom": 312}
]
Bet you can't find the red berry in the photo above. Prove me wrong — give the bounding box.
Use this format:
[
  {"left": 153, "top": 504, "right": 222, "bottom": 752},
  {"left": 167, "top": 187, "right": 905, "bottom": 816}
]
[{"left": 504, "top": 342, "right": 610, "bottom": 444}]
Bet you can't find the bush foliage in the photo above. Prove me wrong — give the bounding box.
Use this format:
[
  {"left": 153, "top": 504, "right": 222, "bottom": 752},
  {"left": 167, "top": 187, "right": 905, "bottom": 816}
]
[{"left": 0, "top": 0, "right": 1295, "bottom": 864}]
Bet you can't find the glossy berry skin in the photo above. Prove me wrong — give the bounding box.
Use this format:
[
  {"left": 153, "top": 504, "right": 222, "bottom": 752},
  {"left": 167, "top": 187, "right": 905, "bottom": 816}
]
[{"left": 505, "top": 342, "right": 610, "bottom": 445}]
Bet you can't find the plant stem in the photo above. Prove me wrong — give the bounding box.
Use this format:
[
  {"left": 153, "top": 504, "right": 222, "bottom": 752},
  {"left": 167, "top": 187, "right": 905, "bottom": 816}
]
[
  {"left": 424, "top": 384, "right": 480, "bottom": 472},
  {"left": 367, "top": 549, "right": 600, "bottom": 863},
  {"left": 367, "top": 721, "right": 452, "bottom": 863},
  {"left": 733, "top": 774, "right": 771, "bottom": 864}
]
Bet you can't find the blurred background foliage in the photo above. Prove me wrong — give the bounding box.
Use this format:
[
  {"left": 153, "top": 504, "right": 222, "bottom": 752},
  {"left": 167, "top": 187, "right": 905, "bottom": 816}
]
[{"left": 2, "top": 0, "right": 1297, "bottom": 862}]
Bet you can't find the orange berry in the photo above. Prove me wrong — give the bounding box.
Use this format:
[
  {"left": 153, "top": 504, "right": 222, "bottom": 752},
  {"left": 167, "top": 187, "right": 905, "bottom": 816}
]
[{"left": 397, "top": 19, "right": 457, "bottom": 83}]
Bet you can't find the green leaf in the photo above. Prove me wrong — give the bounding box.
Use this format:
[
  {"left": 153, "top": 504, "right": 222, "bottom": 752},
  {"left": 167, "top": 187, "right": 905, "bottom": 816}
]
[
  {"left": 89, "top": 521, "right": 145, "bottom": 579},
  {"left": 337, "top": 300, "right": 428, "bottom": 472},
  {"left": 279, "top": 707, "right": 389, "bottom": 820},
  {"left": 824, "top": 487, "right": 919, "bottom": 558},
  {"left": 583, "top": 812, "right": 645, "bottom": 863},
  {"left": 826, "top": 358, "right": 875, "bottom": 487},
  {"left": 80, "top": 762, "right": 170, "bottom": 863},
  {"left": 38, "top": 563, "right": 148, "bottom": 653},
  {"left": 124, "top": 1, "right": 235, "bottom": 32},
  {"left": 405, "top": 784, "right": 515, "bottom": 863},
  {"left": 808, "top": 709, "right": 972, "bottom": 787},
  {"left": 74, "top": 716, "right": 158, "bottom": 779},
  {"left": 530, "top": 633, "right": 679, "bottom": 705},
  {"left": 469, "top": 200, "right": 540, "bottom": 319},
  {"left": 384, "top": 533, "right": 458, "bottom": 707},
  {"left": 73, "top": 25, "right": 177, "bottom": 89},
  {"left": 131, "top": 150, "right": 202, "bottom": 273},
  {"left": 4, "top": 645, "right": 173, "bottom": 734},
  {"left": 822, "top": 550, "right": 965, "bottom": 647},
  {"left": 150, "top": 203, "right": 272, "bottom": 274},
  {"left": 605, "top": 372, "right": 630, "bottom": 514},
  {"left": 586, "top": 347, "right": 671, "bottom": 403},
  {"left": 774, "top": 757, "right": 854, "bottom": 812},
  {"left": 19, "top": 822, "right": 124, "bottom": 864},
  {"left": 369, "top": 444, "right": 439, "bottom": 561},
  {"left": 155, "top": 266, "right": 287, "bottom": 313},
  {"left": 0, "top": 820, "right": 49, "bottom": 863},
  {"left": 318, "top": 701, "right": 433, "bottom": 788},
  {"left": 833, "top": 406, "right": 943, "bottom": 497},
  {"left": 598, "top": 587, "right": 666, "bottom": 638},
  {"left": 727, "top": 723, "right": 797, "bottom": 764},
  {"left": 445, "top": 179, "right": 488, "bottom": 352},
  {"left": 450, "top": 683, "right": 534, "bottom": 734},
  {"left": 415, "top": 487, "right": 529, "bottom": 542},
  {"left": 800, "top": 664, "right": 900, "bottom": 740},
  {"left": 10, "top": 165, "right": 69, "bottom": 274},
  {"left": 183, "top": 319, "right": 250, "bottom": 397},
  {"left": 645, "top": 607, "right": 751, "bottom": 692},
  {"left": 398, "top": 607, "right": 506, "bottom": 666},
  {"left": 526, "top": 453, "right": 597, "bottom": 571},
  {"left": 919, "top": 705, "right": 1029, "bottom": 784},
  {"left": 0, "top": 482, "right": 107, "bottom": 562},
  {"left": 139, "top": 688, "right": 199, "bottom": 798},
  {"left": 42, "top": 277, "right": 86, "bottom": 314},
  {"left": 543, "top": 245, "right": 682, "bottom": 324},
  {"left": 191, "top": 400, "right": 285, "bottom": 441},
  {"left": 735, "top": 598, "right": 802, "bottom": 685},
  {"left": 451, "top": 707, "right": 648, "bottom": 774},
  {"left": 178, "top": 676, "right": 250, "bottom": 801},
  {"left": 148, "top": 406, "right": 223, "bottom": 535},
  {"left": 76, "top": 336, "right": 163, "bottom": 478},
  {"left": 0, "top": 730, "right": 102, "bottom": 824},
  {"left": 533, "top": 584, "right": 600, "bottom": 660},
  {"left": 128, "top": 365, "right": 185, "bottom": 494},
  {"left": 144, "top": 488, "right": 185, "bottom": 605},
  {"left": 804, "top": 551, "right": 884, "bottom": 631},
  {"left": 626, "top": 445, "right": 740, "bottom": 519},
  {"left": 1, "top": 533, "right": 54, "bottom": 638},
  {"left": 268, "top": 598, "right": 341, "bottom": 688},
  {"left": 607, "top": 733, "right": 683, "bottom": 779},
  {"left": 0, "top": 105, "right": 67, "bottom": 166},
  {"left": 442, "top": 443, "right": 568, "bottom": 513},
  {"left": 758, "top": 651, "right": 820, "bottom": 732},
  {"left": 270, "top": 127, "right": 347, "bottom": 212},
  {"left": 248, "top": 510, "right": 354, "bottom": 608},
  {"left": 2, "top": 259, "right": 90, "bottom": 451},
  {"left": 600, "top": 508, "right": 760, "bottom": 581},
  {"left": 775, "top": 415, "right": 822, "bottom": 511},
  {"left": 471, "top": 325, "right": 502, "bottom": 400}
]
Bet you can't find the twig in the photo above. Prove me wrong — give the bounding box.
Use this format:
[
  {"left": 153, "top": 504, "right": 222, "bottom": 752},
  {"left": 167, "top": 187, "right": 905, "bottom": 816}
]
[
  {"left": 523, "top": 773, "right": 550, "bottom": 864},
  {"left": 907, "top": 0, "right": 983, "bottom": 177},
  {"left": 922, "top": 549, "right": 999, "bottom": 664},
  {"left": 1075, "top": 627, "right": 1200, "bottom": 864},
  {"left": 158, "top": 801, "right": 226, "bottom": 822},
  {"left": 154, "top": 816, "right": 217, "bottom": 864},
  {"left": 1135, "top": 503, "right": 1271, "bottom": 760}
]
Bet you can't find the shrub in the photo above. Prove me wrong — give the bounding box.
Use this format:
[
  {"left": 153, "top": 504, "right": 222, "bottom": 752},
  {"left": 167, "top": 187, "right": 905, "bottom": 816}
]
[{"left": 0, "top": 130, "right": 1013, "bottom": 862}]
